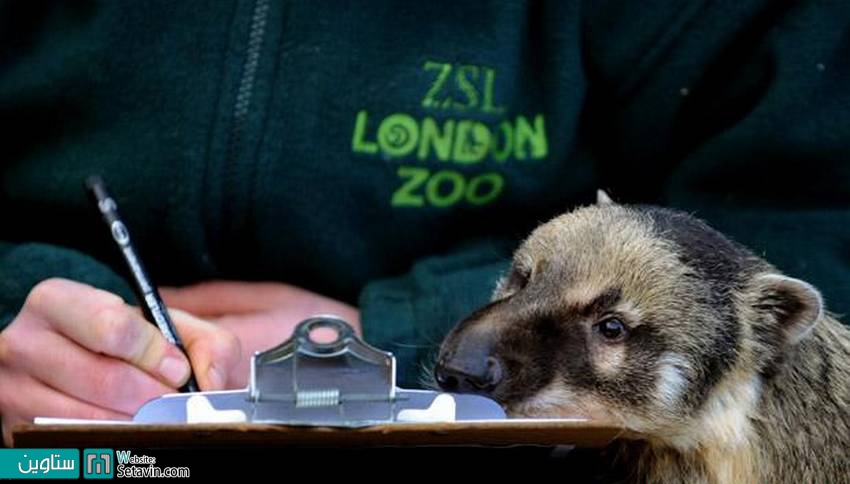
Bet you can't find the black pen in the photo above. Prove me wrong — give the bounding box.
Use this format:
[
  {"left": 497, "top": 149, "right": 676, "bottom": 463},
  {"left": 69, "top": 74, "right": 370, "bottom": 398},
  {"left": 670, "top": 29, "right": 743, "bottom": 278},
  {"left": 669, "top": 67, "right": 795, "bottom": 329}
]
[{"left": 85, "top": 175, "right": 200, "bottom": 393}]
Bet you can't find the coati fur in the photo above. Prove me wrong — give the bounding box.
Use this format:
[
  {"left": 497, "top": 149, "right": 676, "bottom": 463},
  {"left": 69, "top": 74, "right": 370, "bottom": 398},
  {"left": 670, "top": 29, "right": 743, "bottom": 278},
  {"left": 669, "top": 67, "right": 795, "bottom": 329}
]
[{"left": 436, "top": 193, "right": 850, "bottom": 484}]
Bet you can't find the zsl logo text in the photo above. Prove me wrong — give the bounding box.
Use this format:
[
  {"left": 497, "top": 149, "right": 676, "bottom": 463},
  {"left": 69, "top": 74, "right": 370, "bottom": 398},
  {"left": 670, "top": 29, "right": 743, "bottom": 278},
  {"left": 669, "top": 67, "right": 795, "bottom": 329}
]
[{"left": 352, "top": 60, "right": 548, "bottom": 208}]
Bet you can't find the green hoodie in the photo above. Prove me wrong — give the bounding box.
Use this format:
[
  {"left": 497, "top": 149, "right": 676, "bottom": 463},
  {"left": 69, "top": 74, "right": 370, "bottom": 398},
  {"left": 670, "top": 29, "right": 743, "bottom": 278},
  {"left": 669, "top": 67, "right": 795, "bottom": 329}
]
[{"left": 1, "top": 1, "right": 849, "bottom": 387}]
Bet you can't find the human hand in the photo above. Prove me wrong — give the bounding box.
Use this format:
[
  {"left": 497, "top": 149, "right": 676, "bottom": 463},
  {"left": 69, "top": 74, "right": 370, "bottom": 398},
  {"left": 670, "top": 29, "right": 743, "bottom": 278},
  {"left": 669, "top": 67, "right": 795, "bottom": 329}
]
[
  {"left": 0, "top": 278, "right": 241, "bottom": 445},
  {"left": 160, "top": 281, "right": 361, "bottom": 388}
]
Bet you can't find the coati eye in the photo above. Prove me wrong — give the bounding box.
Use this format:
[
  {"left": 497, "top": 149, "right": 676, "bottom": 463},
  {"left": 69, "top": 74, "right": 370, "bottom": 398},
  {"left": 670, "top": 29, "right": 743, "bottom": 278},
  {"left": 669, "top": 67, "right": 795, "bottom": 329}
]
[{"left": 595, "top": 318, "right": 628, "bottom": 341}]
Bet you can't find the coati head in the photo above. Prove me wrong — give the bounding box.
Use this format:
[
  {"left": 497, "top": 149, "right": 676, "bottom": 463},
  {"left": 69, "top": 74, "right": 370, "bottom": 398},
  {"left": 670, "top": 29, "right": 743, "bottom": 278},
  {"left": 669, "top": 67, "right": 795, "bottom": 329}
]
[{"left": 435, "top": 193, "right": 824, "bottom": 440}]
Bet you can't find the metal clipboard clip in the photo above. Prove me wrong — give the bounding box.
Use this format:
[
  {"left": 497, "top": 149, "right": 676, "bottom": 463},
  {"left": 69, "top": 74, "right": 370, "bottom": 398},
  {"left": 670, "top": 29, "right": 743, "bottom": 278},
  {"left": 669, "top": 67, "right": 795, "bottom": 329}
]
[{"left": 133, "top": 316, "right": 505, "bottom": 426}]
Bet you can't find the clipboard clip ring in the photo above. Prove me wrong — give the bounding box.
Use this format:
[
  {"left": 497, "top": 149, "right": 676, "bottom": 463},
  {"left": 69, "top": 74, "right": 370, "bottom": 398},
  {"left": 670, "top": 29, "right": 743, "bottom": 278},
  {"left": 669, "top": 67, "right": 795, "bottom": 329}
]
[{"left": 294, "top": 317, "right": 354, "bottom": 355}]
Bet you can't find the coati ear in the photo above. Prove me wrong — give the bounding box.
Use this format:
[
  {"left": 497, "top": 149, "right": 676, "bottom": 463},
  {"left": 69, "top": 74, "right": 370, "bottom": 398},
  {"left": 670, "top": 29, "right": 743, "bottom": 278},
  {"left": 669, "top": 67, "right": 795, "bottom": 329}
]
[
  {"left": 596, "top": 189, "right": 614, "bottom": 205},
  {"left": 753, "top": 274, "right": 824, "bottom": 345}
]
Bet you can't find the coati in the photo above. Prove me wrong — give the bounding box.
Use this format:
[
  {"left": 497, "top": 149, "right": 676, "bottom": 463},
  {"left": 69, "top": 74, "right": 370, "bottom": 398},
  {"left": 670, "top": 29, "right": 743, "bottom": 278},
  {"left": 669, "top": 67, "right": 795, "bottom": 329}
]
[{"left": 435, "top": 192, "right": 850, "bottom": 484}]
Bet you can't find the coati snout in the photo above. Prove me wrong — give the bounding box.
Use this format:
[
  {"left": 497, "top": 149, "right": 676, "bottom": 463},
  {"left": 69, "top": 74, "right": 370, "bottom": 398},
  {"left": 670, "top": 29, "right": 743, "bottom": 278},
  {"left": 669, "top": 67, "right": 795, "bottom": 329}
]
[{"left": 436, "top": 196, "right": 838, "bottom": 431}]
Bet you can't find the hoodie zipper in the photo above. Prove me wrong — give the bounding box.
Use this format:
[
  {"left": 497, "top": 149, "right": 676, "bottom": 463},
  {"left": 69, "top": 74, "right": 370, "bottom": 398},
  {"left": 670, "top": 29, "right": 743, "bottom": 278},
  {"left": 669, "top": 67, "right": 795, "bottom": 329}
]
[
  {"left": 217, "top": 0, "right": 270, "bottom": 267},
  {"left": 231, "top": 0, "right": 270, "bottom": 146}
]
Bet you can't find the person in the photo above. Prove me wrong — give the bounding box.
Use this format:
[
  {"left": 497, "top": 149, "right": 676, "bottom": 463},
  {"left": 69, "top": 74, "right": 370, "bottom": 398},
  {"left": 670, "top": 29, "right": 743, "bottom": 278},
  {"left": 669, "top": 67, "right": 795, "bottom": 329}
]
[{"left": 1, "top": 0, "right": 848, "bottom": 447}]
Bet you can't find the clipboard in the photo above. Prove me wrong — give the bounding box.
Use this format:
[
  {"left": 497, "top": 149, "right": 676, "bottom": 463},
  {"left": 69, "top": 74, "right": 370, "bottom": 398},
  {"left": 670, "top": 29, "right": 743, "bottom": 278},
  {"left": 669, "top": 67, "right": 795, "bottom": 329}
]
[{"left": 12, "top": 317, "right": 631, "bottom": 448}]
